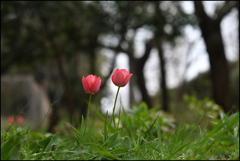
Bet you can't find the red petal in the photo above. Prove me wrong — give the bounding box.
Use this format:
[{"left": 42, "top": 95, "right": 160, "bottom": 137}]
[
  {"left": 112, "top": 68, "right": 124, "bottom": 87},
  {"left": 82, "top": 76, "right": 90, "bottom": 93},
  {"left": 120, "top": 69, "right": 130, "bottom": 78},
  {"left": 123, "top": 73, "right": 133, "bottom": 86},
  {"left": 92, "top": 77, "right": 101, "bottom": 94}
]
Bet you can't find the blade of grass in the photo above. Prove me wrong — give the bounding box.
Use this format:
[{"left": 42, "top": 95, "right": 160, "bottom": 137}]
[
  {"left": 143, "top": 115, "right": 159, "bottom": 139},
  {"left": 117, "top": 104, "right": 122, "bottom": 130},
  {"left": 94, "top": 150, "right": 120, "bottom": 160},
  {"left": 86, "top": 132, "right": 101, "bottom": 148},
  {"left": 66, "top": 122, "right": 84, "bottom": 145},
  {"left": 128, "top": 117, "right": 136, "bottom": 145},
  {"left": 137, "top": 116, "right": 148, "bottom": 146},
  {"left": 156, "top": 118, "right": 161, "bottom": 142},
  {"left": 137, "top": 123, "right": 143, "bottom": 146},
  {"left": 197, "top": 112, "right": 238, "bottom": 149},
  {"left": 104, "top": 111, "right": 109, "bottom": 143},
  {"left": 120, "top": 118, "right": 126, "bottom": 137},
  {"left": 80, "top": 115, "right": 85, "bottom": 137}
]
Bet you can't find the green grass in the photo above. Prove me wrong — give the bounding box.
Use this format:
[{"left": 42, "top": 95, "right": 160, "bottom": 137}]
[{"left": 1, "top": 101, "right": 239, "bottom": 160}]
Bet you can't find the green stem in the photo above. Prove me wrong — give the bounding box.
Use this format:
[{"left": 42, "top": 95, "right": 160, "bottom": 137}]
[
  {"left": 84, "top": 94, "right": 92, "bottom": 135},
  {"left": 112, "top": 87, "right": 120, "bottom": 128}
]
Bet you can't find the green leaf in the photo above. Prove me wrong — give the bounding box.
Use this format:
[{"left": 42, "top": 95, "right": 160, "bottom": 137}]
[
  {"left": 102, "top": 133, "right": 118, "bottom": 149},
  {"left": 38, "top": 135, "right": 53, "bottom": 152},
  {"left": 67, "top": 123, "right": 83, "bottom": 145},
  {"left": 120, "top": 136, "right": 132, "bottom": 149},
  {"left": 1, "top": 132, "right": 24, "bottom": 160}
]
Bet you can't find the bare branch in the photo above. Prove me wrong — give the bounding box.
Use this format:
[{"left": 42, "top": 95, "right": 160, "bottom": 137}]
[
  {"left": 194, "top": 1, "right": 211, "bottom": 22},
  {"left": 215, "top": 1, "right": 237, "bottom": 22}
]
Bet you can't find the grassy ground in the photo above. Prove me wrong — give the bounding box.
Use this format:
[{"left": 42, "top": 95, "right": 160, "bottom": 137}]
[{"left": 1, "top": 99, "right": 239, "bottom": 160}]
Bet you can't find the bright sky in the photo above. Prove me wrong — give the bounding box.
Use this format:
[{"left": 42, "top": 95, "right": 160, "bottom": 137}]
[{"left": 100, "top": 1, "right": 239, "bottom": 114}]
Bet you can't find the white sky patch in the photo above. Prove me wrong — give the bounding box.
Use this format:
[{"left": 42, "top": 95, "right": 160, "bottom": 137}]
[
  {"left": 221, "top": 8, "right": 239, "bottom": 62},
  {"left": 134, "top": 28, "right": 154, "bottom": 58},
  {"left": 144, "top": 49, "right": 160, "bottom": 96},
  {"left": 203, "top": 1, "right": 224, "bottom": 18},
  {"left": 181, "top": 1, "right": 194, "bottom": 14},
  {"left": 99, "top": 48, "right": 115, "bottom": 77}
]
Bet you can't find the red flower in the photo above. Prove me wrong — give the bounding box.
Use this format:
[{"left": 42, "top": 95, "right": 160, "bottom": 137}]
[
  {"left": 16, "top": 116, "right": 24, "bottom": 123},
  {"left": 7, "top": 117, "right": 14, "bottom": 124},
  {"left": 82, "top": 74, "right": 101, "bottom": 94},
  {"left": 111, "top": 68, "right": 133, "bottom": 87}
]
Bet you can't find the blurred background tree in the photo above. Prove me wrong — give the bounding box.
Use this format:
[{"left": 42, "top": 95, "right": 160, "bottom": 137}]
[
  {"left": 194, "top": 1, "right": 238, "bottom": 113},
  {"left": 1, "top": 1, "right": 239, "bottom": 132}
]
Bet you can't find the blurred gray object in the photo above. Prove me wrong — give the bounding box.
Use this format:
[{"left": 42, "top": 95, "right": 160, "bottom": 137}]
[{"left": 1, "top": 75, "right": 52, "bottom": 127}]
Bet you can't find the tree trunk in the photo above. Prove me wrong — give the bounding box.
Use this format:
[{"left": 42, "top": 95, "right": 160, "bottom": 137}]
[
  {"left": 156, "top": 38, "right": 169, "bottom": 112},
  {"left": 135, "top": 62, "right": 153, "bottom": 109},
  {"left": 129, "top": 50, "right": 136, "bottom": 107},
  {"left": 194, "top": 1, "right": 233, "bottom": 113},
  {"left": 41, "top": 17, "right": 74, "bottom": 124},
  {"left": 136, "top": 42, "right": 153, "bottom": 109},
  {"left": 128, "top": 41, "right": 153, "bottom": 108}
]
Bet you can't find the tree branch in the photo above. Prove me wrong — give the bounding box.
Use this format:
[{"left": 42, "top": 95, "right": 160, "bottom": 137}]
[
  {"left": 138, "top": 40, "right": 152, "bottom": 65},
  {"left": 215, "top": 1, "right": 237, "bottom": 22},
  {"left": 194, "top": 1, "right": 211, "bottom": 23}
]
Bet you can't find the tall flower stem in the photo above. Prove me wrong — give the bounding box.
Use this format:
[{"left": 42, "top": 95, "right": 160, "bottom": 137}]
[
  {"left": 84, "top": 94, "right": 92, "bottom": 135},
  {"left": 112, "top": 87, "right": 120, "bottom": 128}
]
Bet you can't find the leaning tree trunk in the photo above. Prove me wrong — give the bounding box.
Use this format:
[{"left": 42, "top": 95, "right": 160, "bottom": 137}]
[
  {"left": 194, "top": 1, "right": 234, "bottom": 113},
  {"left": 136, "top": 42, "right": 153, "bottom": 109},
  {"left": 128, "top": 41, "right": 153, "bottom": 109}
]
